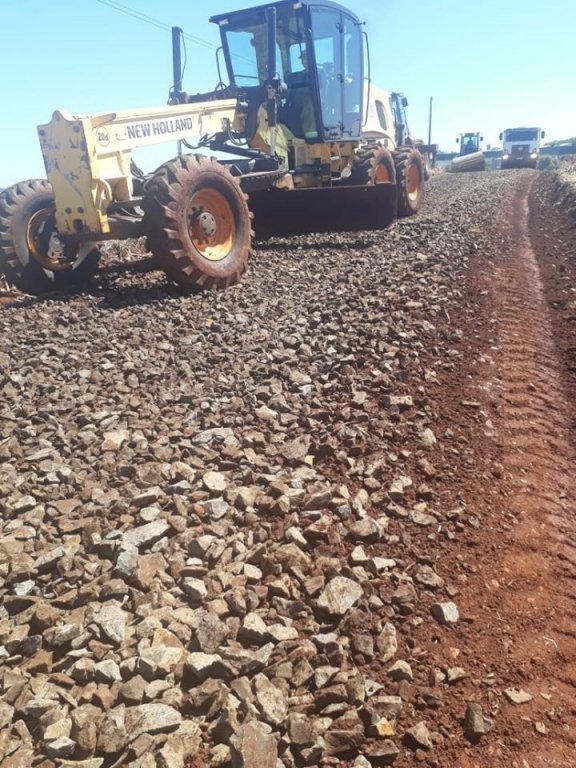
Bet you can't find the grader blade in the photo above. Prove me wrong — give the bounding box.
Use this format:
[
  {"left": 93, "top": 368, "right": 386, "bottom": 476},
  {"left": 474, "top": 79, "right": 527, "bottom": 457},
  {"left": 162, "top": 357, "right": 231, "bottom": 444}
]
[{"left": 248, "top": 183, "right": 398, "bottom": 239}]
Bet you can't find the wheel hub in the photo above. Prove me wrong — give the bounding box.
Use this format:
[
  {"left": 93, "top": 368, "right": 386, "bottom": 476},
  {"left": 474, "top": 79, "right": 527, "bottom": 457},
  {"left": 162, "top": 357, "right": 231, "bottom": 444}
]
[
  {"left": 187, "top": 189, "right": 235, "bottom": 262},
  {"left": 27, "top": 209, "right": 77, "bottom": 271},
  {"left": 196, "top": 210, "right": 217, "bottom": 238}
]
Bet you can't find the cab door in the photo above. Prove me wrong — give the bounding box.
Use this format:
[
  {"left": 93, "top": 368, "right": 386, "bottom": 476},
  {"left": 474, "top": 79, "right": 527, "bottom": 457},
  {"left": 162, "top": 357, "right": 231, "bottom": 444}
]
[{"left": 309, "top": 7, "right": 363, "bottom": 140}]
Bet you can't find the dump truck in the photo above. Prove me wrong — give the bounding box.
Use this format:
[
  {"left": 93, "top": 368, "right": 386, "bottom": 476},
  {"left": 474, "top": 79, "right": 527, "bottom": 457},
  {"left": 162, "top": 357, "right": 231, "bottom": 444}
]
[
  {"left": 499, "top": 127, "right": 545, "bottom": 169},
  {"left": 0, "top": 0, "right": 425, "bottom": 295}
]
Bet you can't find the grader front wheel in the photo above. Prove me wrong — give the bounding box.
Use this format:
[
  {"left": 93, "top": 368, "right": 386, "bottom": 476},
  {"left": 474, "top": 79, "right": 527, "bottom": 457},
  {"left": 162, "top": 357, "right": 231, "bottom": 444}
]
[
  {"left": 346, "top": 146, "right": 397, "bottom": 186},
  {"left": 394, "top": 147, "right": 425, "bottom": 217},
  {"left": 0, "top": 180, "right": 100, "bottom": 294},
  {"left": 142, "top": 154, "right": 252, "bottom": 289}
]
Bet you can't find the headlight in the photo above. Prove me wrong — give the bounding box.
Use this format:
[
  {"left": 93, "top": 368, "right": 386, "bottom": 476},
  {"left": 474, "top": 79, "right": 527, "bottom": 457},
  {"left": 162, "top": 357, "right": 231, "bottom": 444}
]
[
  {"left": 530, "top": 152, "right": 537, "bottom": 159},
  {"left": 503, "top": 154, "right": 509, "bottom": 160}
]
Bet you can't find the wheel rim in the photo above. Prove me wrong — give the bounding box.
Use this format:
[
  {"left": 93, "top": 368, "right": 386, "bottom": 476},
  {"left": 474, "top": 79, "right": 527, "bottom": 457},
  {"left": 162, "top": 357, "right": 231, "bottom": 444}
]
[
  {"left": 374, "top": 162, "right": 392, "bottom": 183},
  {"left": 187, "top": 188, "right": 235, "bottom": 262},
  {"left": 406, "top": 164, "right": 421, "bottom": 202},
  {"left": 26, "top": 208, "right": 74, "bottom": 271}
]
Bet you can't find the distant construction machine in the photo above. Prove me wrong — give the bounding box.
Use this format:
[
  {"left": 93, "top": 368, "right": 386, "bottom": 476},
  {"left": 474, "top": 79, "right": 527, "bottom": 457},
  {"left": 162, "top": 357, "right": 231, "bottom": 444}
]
[
  {"left": 457, "top": 132, "right": 483, "bottom": 156},
  {"left": 449, "top": 132, "right": 485, "bottom": 173}
]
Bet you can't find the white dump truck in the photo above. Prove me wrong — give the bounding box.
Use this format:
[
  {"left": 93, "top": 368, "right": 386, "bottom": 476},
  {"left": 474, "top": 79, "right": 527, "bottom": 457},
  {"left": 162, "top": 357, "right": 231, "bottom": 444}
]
[{"left": 499, "top": 127, "right": 545, "bottom": 169}]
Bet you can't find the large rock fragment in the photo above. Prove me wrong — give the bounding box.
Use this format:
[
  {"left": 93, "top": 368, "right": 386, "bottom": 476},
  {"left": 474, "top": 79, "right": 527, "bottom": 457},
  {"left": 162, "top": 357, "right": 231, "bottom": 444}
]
[
  {"left": 230, "top": 720, "right": 277, "bottom": 768},
  {"left": 317, "top": 576, "right": 363, "bottom": 615},
  {"left": 463, "top": 702, "right": 493, "bottom": 742},
  {"left": 124, "top": 703, "right": 182, "bottom": 740},
  {"left": 122, "top": 520, "right": 170, "bottom": 549},
  {"left": 430, "top": 601, "right": 460, "bottom": 625},
  {"left": 375, "top": 623, "right": 398, "bottom": 663},
  {"left": 253, "top": 674, "right": 288, "bottom": 726},
  {"left": 93, "top": 600, "right": 127, "bottom": 644}
]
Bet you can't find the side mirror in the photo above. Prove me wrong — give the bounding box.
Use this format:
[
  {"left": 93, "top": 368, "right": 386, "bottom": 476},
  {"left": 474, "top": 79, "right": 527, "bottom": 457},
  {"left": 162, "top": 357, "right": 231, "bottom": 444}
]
[
  {"left": 480, "top": 136, "right": 484, "bottom": 142},
  {"left": 487, "top": 144, "right": 491, "bottom": 150},
  {"left": 499, "top": 132, "right": 503, "bottom": 140},
  {"left": 456, "top": 137, "right": 460, "bottom": 143},
  {"left": 401, "top": 97, "right": 408, "bottom": 107},
  {"left": 541, "top": 130, "right": 546, "bottom": 138}
]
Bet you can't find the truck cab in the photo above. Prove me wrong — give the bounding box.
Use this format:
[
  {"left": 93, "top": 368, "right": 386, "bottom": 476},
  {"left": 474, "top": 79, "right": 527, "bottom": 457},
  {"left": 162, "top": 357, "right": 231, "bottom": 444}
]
[{"left": 499, "top": 127, "right": 545, "bottom": 169}]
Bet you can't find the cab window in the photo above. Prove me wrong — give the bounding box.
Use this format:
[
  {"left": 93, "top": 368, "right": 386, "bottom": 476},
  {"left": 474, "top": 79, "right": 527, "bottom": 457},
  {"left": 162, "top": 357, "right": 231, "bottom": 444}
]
[{"left": 376, "top": 100, "right": 387, "bottom": 130}]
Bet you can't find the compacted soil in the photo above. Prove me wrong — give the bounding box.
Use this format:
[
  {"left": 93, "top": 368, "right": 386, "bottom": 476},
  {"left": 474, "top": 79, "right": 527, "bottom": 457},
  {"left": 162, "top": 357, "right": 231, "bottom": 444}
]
[{"left": 1, "top": 167, "right": 576, "bottom": 768}]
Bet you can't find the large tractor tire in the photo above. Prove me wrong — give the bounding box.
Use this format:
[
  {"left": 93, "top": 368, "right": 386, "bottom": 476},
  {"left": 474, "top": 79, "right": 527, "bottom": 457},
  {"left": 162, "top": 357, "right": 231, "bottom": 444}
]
[
  {"left": 394, "top": 147, "right": 425, "bottom": 217},
  {"left": 346, "top": 146, "right": 397, "bottom": 186},
  {"left": 142, "top": 154, "right": 252, "bottom": 290},
  {"left": 0, "top": 180, "right": 100, "bottom": 295}
]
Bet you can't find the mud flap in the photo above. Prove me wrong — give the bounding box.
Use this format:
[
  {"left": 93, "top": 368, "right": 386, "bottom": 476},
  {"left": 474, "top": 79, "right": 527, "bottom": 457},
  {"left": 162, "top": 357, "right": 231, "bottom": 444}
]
[{"left": 248, "top": 183, "right": 398, "bottom": 239}]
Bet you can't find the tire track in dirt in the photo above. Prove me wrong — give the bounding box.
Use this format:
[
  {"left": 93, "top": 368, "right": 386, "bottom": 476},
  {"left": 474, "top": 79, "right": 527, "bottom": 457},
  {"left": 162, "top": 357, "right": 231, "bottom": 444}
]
[{"left": 478, "top": 173, "right": 576, "bottom": 766}]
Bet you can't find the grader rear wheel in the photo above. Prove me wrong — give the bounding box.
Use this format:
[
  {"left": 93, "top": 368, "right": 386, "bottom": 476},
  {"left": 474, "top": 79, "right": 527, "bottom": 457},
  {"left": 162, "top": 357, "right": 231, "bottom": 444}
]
[
  {"left": 142, "top": 154, "right": 252, "bottom": 290},
  {"left": 394, "top": 147, "right": 425, "bottom": 217},
  {"left": 346, "top": 146, "right": 397, "bottom": 186},
  {"left": 0, "top": 180, "right": 100, "bottom": 294}
]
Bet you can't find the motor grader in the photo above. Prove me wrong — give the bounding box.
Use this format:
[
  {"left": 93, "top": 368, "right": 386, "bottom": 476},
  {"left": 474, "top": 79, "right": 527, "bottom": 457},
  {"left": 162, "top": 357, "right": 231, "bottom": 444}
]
[{"left": 0, "top": 0, "right": 425, "bottom": 295}]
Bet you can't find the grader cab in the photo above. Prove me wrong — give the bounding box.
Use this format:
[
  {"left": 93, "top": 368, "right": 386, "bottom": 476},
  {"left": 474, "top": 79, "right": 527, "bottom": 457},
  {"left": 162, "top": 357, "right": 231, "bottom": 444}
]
[{"left": 0, "top": 0, "right": 425, "bottom": 294}]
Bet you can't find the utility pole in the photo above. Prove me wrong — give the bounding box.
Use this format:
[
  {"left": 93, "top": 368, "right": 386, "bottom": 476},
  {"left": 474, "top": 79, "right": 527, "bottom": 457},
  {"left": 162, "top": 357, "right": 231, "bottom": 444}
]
[{"left": 172, "top": 26, "right": 184, "bottom": 156}]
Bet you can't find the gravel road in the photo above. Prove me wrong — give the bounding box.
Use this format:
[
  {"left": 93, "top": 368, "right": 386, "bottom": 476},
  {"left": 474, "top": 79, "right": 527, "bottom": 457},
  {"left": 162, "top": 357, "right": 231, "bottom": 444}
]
[{"left": 1, "top": 168, "right": 575, "bottom": 768}]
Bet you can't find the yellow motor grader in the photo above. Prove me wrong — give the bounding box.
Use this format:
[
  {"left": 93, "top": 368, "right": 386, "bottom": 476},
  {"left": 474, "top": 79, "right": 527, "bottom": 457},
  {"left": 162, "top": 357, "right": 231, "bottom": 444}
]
[{"left": 0, "top": 0, "right": 425, "bottom": 294}]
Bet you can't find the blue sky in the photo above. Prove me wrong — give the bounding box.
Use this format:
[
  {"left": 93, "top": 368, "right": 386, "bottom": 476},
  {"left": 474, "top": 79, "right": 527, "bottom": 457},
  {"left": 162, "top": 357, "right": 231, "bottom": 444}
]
[{"left": 1, "top": 0, "right": 574, "bottom": 187}]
